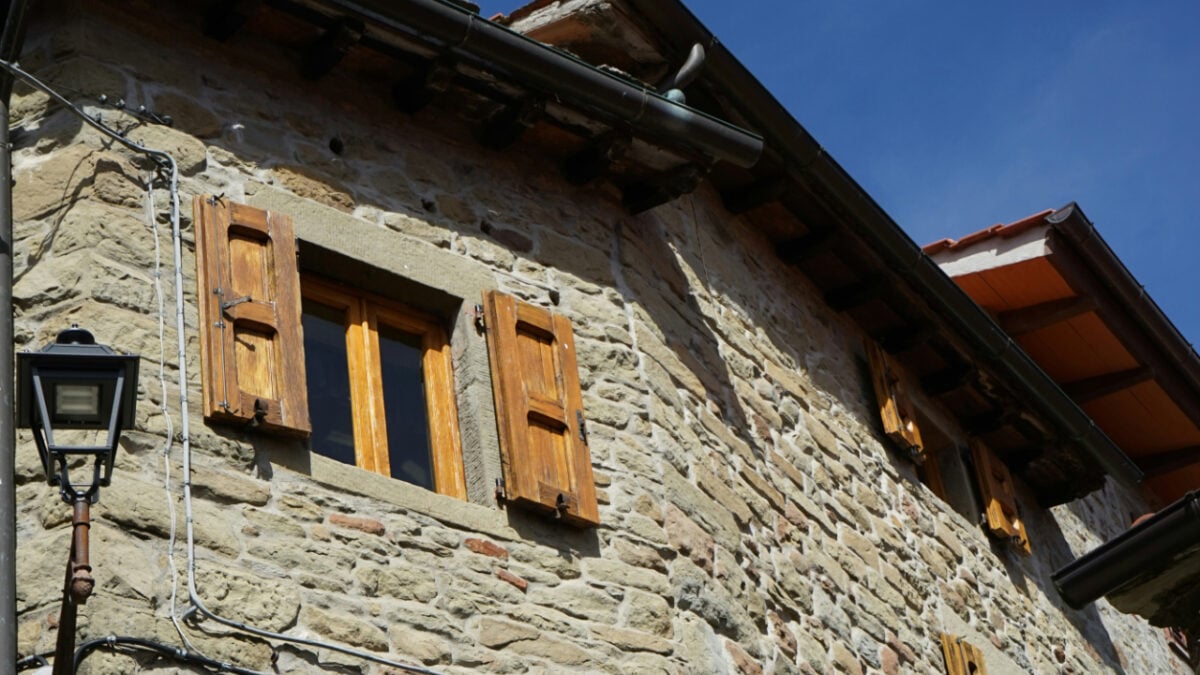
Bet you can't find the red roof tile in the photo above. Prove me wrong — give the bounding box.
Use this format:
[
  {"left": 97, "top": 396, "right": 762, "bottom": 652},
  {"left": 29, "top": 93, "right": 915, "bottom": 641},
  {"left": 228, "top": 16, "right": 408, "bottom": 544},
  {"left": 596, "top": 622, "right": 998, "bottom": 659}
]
[{"left": 922, "top": 208, "right": 1055, "bottom": 255}]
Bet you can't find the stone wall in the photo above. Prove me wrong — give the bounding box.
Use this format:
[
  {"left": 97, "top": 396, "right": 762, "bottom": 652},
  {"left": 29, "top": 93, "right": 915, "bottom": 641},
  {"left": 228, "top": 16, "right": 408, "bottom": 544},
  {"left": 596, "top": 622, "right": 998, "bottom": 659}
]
[{"left": 9, "top": 3, "right": 1186, "bottom": 673}]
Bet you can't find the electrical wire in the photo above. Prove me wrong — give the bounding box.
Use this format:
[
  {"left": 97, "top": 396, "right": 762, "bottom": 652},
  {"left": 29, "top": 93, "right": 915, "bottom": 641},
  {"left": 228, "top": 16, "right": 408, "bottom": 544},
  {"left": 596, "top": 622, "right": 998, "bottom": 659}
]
[
  {"left": 73, "top": 636, "right": 261, "bottom": 674},
  {"left": 145, "top": 177, "right": 196, "bottom": 653},
  {"left": 0, "top": 58, "right": 443, "bottom": 675}
]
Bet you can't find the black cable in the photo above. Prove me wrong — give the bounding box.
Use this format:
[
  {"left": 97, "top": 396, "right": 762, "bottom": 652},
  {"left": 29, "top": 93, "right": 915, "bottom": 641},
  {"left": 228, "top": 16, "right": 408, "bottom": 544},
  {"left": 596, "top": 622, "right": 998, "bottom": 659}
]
[
  {"left": 16, "top": 652, "right": 50, "bottom": 671},
  {"left": 74, "top": 635, "right": 264, "bottom": 674}
]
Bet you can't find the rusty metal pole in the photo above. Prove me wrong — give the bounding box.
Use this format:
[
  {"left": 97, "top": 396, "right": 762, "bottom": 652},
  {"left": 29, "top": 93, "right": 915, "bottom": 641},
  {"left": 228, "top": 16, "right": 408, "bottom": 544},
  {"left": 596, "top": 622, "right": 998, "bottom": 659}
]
[{"left": 52, "top": 498, "right": 92, "bottom": 675}]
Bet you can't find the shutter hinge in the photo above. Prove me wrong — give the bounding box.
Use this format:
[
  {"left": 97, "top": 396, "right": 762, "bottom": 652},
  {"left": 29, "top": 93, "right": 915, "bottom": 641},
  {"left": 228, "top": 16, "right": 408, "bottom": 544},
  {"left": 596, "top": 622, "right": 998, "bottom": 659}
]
[
  {"left": 576, "top": 410, "right": 587, "bottom": 443},
  {"left": 473, "top": 304, "right": 486, "bottom": 333},
  {"left": 494, "top": 478, "right": 506, "bottom": 502}
]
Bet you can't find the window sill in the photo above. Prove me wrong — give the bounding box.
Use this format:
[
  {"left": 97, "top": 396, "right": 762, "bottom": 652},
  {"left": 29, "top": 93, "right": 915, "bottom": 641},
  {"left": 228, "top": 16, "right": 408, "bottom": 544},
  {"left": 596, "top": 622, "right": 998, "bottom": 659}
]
[{"left": 296, "top": 453, "right": 521, "bottom": 542}]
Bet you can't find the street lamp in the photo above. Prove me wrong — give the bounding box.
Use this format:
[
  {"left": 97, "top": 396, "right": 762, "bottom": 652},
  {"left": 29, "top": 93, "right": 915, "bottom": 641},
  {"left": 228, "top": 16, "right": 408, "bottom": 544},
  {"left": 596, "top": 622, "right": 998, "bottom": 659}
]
[
  {"left": 16, "top": 325, "right": 139, "bottom": 674},
  {"left": 17, "top": 325, "right": 139, "bottom": 504}
]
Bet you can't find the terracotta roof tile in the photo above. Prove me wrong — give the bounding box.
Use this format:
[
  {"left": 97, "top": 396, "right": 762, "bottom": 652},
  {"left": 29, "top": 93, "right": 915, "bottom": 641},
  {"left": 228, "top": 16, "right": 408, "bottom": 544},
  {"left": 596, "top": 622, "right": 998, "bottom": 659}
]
[{"left": 922, "top": 208, "right": 1056, "bottom": 255}]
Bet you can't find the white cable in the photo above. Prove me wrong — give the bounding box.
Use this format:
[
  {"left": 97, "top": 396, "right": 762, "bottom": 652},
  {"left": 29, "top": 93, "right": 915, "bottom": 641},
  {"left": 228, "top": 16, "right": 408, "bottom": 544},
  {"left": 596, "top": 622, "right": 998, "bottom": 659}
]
[
  {"left": 145, "top": 178, "right": 195, "bottom": 653},
  {"left": 0, "top": 59, "right": 442, "bottom": 675}
]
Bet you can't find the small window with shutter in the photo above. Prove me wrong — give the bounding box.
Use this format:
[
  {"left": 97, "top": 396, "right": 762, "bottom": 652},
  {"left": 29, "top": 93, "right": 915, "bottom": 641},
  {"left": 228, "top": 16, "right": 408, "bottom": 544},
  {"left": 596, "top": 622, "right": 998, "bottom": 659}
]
[
  {"left": 194, "top": 196, "right": 310, "bottom": 436},
  {"left": 940, "top": 633, "right": 987, "bottom": 675},
  {"left": 970, "top": 439, "right": 1031, "bottom": 555},
  {"left": 482, "top": 290, "right": 599, "bottom": 527},
  {"left": 865, "top": 340, "right": 926, "bottom": 463}
]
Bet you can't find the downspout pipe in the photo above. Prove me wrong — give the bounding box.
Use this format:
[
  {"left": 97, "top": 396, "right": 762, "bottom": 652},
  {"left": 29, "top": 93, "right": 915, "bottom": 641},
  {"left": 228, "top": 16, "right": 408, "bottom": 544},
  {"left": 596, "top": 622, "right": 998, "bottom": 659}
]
[
  {"left": 629, "top": 0, "right": 1141, "bottom": 488},
  {"left": 326, "top": 0, "right": 764, "bottom": 169},
  {"left": 0, "top": 0, "right": 33, "bottom": 669},
  {"left": 1052, "top": 491, "right": 1200, "bottom": 609}
]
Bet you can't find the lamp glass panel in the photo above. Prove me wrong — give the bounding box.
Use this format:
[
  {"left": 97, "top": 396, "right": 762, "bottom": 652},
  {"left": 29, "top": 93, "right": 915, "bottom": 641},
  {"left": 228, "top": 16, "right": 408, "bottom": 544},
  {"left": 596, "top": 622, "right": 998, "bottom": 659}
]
[{"left": 55, "top": 383, "right": 101, "bottom": 417}]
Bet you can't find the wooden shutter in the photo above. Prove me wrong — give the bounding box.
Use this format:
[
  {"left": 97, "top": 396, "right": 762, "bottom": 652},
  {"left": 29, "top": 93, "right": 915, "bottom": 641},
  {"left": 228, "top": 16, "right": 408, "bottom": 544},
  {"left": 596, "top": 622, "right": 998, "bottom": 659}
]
[
  {"left": 194, "top": 196, "right": 310, "bottom": 437},
  {"left": 970, "top": 439, "right": 1030, "bottom": 555},
  {"left": 483, "top": 290, "right": 598, "bottom": 527},
  {"left": 940, "top": 634, "right": 987, "bottom": 675},
  {"left": 865, "top": 340, "right": 925, "bottom": 462}
]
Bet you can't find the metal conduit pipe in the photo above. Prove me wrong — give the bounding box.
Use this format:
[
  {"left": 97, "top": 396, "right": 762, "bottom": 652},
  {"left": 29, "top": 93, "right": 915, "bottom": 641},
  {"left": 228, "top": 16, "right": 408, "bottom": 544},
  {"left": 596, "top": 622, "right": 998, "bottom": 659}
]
[
  {"left": 1052, "top": 491, "right": 1200, "bottom": 609},
  {"left": 629, "top": 0, "right": 1142, "bottom": 487},
  {"left": 0, "top": 1, "right": 34, "bottom": 668},
  {"left": 324, "top": 0, "right": 764, "bottom": 168}
]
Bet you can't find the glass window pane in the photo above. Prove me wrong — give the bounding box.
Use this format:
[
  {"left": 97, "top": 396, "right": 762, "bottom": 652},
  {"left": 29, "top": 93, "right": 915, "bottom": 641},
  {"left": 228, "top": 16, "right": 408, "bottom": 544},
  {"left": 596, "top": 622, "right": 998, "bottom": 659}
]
[
  {"left": 378, "top": 323, "right": 434, "bottom": 490},
  {"left": 302, "top": 300, "right": 356, "bottom": 469}
]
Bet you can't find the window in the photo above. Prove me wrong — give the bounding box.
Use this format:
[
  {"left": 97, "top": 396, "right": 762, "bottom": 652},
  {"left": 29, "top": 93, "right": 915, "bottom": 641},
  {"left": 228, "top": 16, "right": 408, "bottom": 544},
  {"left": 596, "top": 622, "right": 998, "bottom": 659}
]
[
  {"left": 194, "top": 196, "right": 600, "bottom": 526},
  {"left": 301, "top": 275, "right": 466, "bottom": 498},
  {"left": 865, "top": 339, "right": 1030, "bottom": 554}
]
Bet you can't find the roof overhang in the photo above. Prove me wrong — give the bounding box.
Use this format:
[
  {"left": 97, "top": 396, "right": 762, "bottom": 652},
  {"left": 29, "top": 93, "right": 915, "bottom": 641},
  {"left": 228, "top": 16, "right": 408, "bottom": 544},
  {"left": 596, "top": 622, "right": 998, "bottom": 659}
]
[{"left": 928, "top": 203, "right": 1200, "bottom": 504}]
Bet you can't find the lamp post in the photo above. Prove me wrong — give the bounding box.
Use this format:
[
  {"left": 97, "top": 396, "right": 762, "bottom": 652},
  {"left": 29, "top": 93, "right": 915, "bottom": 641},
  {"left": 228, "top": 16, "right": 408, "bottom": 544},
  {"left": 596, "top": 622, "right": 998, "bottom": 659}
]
[{"left": 16, "top": 326, "right": 138, "bottom": 675}]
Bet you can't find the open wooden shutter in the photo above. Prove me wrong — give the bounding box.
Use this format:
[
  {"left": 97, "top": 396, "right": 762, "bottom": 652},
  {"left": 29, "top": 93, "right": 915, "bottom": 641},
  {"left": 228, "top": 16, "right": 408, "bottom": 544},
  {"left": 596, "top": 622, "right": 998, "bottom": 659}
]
[
  {"left": 940, "top": 634, "right": 987, "bottom": 675},
  {"left": 194, "top": 196, "right": 310, "bottom": 437},
  {"left": 483, "top": 290, "right": 598, "bottom": 527},
  {"left": 970, "top": 439, "right": 1030, "bottom": 555},
  {"left": 865, "top": 340, "right": 926, "bottom": 462}
]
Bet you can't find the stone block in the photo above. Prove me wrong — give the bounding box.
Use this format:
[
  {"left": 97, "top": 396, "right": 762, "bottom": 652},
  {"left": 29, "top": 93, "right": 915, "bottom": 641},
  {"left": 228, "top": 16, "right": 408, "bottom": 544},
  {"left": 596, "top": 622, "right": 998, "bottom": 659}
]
[
  {"left": 591, "top": 624, "right": 672, "bottom": 654},
  {"left": 195, "top": 564, "right": 301, "bottom": 633},
  {"left": 356, "top": 563, "right": 438, "bottom": 602},
  {"left": 662, "top": 463, "right": 740, "bottom": 553},
  {"left": 478, "top": 616, "right": 540, "bottom": 648},
  {"left": 191, "top": 464, "right": 271, "bottom": 505},
  {"left": 387, "top": 625, "right": 452, "bottom": 665},
  {"left": 529, "top": 579, "right": 620, "bottom": 623},
  {"left": 302, "top": 606, "right": 388, "bottom": 652}
]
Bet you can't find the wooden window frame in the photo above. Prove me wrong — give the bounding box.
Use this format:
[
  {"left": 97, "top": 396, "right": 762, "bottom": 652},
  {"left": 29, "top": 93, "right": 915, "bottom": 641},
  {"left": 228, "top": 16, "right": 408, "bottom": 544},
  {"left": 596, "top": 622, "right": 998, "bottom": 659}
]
[{"left": 302, "top": 274, "right": 466, "bottom": 499}]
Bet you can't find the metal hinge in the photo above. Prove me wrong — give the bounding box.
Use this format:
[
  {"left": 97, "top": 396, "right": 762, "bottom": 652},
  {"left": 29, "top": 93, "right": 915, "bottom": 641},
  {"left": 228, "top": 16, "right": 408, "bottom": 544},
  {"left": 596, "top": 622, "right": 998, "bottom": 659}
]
[
  {"left": 576, "top": 410, "right": 587, "bottom": 443},
  {"left": 473, "top": 304, "right": 486, "bottom": 333},
  {"left": 494, "top": 478, "right": 506, "bottom": 502}
]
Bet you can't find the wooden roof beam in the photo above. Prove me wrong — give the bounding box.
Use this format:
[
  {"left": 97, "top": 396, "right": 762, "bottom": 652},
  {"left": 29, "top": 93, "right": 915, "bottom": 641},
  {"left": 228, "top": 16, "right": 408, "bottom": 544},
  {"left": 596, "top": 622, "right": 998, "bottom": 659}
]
[
  {"left": 1138, "top": 445, "right": 1200, "bottom": 478},
  {"left": 204, "top": 0, "right": 262, "bottom": 42},
  {"left": 563, "top": 133, "right": 630, "bottom": 186},
  {"left": 392, "top": 57, "right": 457, "bottom": 114},
  {"left": 921, "top": 363, "right": 975, "bottom": 397},
  {"left": 824, "top": 275, "right": 885, "bottom": 312},
  {"left": 481, "top": 97, "right": 544, "bottom": 150},
  {"left": 621, "top": 164, "right": 706, "bottom": 215},
  {"left": 776, "top": 228, "right": 837, "bottom": 266},
  {"left": 721, "top": 175, "right": 787, "bottom": 214},
  {"left": 1061, "top": 366, "right": 1154, "bottom": 405},
  {"left": 997, "top": 294, "right": 1097, "bottom": 337},
  {"left": 302, "top": 17, "right": 364, "bottom": 80}
]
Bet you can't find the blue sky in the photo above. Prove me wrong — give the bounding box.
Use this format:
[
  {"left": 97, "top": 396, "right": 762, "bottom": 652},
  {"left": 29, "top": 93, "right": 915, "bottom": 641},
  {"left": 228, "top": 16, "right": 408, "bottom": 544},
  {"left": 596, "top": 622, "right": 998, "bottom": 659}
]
[{"left": 479, "top": 1, "right": 1200, "bottom": 346}]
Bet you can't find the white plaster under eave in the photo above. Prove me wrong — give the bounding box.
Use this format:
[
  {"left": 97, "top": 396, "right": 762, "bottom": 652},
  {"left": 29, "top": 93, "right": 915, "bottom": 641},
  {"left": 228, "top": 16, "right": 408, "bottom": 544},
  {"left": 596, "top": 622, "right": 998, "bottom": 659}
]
[{"left": 929, "top": 225, "right": 1053, "bottom": 278}]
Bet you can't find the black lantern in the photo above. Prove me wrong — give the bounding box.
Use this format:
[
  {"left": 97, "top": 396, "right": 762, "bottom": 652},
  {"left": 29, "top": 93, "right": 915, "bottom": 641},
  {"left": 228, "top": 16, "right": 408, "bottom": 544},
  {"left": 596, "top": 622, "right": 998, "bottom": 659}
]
[{"left": 16, "top": 326, "right": 139, "bottom": 504}]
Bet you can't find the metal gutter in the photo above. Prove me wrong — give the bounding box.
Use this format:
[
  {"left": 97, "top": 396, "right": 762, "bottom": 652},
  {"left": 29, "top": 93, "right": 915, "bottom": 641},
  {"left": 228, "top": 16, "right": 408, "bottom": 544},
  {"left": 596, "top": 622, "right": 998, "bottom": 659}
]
[
  {"left": 0, "top": 0, "right": 33, "bottom": 667},
  {"left": 317, "top": 0, "right": 764, "bottom": 169},
  {"left": 1052, "top": 491, "right": 1200, "bottom": 610},
  {"left": 627, "top": 0, "right": 1142, "bottom": 487}
]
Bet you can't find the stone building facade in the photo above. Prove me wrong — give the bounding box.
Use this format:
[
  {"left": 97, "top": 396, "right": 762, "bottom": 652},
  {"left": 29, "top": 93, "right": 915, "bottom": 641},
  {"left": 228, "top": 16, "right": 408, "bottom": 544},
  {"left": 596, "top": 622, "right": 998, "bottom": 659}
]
[{"left": 8, "top": 1, "right": 1188, "bottom": 673}]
